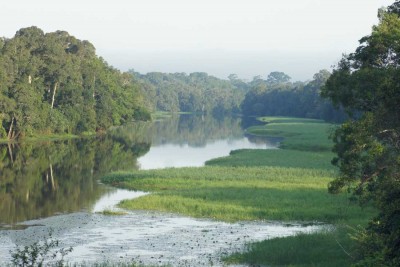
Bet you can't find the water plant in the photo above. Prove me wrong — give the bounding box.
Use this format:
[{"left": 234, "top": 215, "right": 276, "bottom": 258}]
[{"left": 9, "top": 230, "right": 73, "bottom": 267}]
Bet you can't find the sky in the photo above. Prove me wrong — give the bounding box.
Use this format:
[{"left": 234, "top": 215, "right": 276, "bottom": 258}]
[{"left": 0, "top": 0, "right": 395, "bottom": 81}]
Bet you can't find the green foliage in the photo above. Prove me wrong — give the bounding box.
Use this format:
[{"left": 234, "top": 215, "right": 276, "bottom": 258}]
[
  {"left": 130, "top": 70, "right": 247, "bottom": 115},
  {"left": 133, "top": 106, "right": 151, "bottom": 121},
  {"left": 241, "top": 70, "right": 347, "bottom": 122},
  {"left": 0, "top": 27, "right": 149, "bottom": 140},
  {"left": 321, "top": 3, "right": 400, "bottom": 265},
  {"left": 10, "top": 230, "right": 72, "bottom": 267}
]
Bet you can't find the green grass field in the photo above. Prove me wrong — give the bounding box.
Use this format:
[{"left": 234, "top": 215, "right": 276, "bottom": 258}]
[
  {"left": 246, "top": 117, "right": 336, "bottom": 151},
  {"left": 206, "top": 148, "right": 336, "bottom": 171},
  {"left": 224, "top": 226, "right": 357, "bottom": 267},
  {"left": 101, "top": 116, "right": 374, "bottom": 266},
  {"left": 102, "top": 166, "right": 373, "bottom": 223}
]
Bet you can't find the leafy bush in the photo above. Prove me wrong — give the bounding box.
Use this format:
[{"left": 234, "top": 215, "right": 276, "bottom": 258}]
[{"left": 10, "top": 230, "right": 72, "bottom": 267}]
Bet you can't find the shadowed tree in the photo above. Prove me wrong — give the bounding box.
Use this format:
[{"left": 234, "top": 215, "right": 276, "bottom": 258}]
[{"left": 322, "top": 3, "right": 400, "bottom": 265}]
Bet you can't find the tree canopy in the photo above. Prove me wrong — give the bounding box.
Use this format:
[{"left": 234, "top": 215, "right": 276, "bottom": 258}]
[
  {"left": 322, "top": 2, "right": 400, "bottom": 265},
  {"left": 130, "top": 70, "right": 248, "bottom": 116},
  {"left": 241, "top": 70, "right": 346, "bottom": 122},
  {"left": 0, "top": 27, "right": 149, "bottom": 140}
]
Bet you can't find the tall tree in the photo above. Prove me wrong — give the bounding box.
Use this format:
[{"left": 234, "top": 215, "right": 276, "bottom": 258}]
[
  {"left": 266, "top": 71, "right": 291, "bottom": 85},
  {"left": 322, "top": 3, "right": 400, "bottom": 265}
]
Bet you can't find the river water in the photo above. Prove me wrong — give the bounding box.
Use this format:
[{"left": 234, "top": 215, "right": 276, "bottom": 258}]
[{"left": 0, "top": 115, "right": 323, "bottom": 266}]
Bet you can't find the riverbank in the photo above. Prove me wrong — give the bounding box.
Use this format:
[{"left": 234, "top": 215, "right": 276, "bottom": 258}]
[
  {"left": 102, "top": 116, "right": 376, "bottom": 266},
  {"left": 1, "top": 134, "right": 76, "bottom": 144}
]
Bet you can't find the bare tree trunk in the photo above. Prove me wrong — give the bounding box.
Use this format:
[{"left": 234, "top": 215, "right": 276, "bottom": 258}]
[
  {"left": 92, "top": 75, "right": 96, "bottom": 99},
  {"left": 51, "top": 82, "right": 58, "bottom": 109},
  {"left": 7, "top": 116, "right": 14, "bottom": 140}
]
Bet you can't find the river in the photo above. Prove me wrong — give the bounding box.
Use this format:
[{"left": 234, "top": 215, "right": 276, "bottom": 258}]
[{"left": 0, "top": 115, "right": 323, "bottom": 266}]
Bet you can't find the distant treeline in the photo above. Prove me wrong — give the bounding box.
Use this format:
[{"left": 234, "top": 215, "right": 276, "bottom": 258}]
[
  {"left": 130, "top": 70, "right": 246, "bottom": 115},
  {"left": 132, "top": 69, "right": 346, "bottom": 122},
  {"left": 240, "top": 70, "right": 347, "bottom": 122},
  {"left": 0, "top": 26, "right": 149, "bottom": 140}
]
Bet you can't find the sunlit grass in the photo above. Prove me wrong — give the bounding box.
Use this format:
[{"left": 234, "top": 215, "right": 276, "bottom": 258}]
[
  {"left": 206, "top": 148, "right": 336, "bottom": 171},
  {"left": 103, "top": 166, "right": 374, "bottom": 224},
  {"left": 247, "top": 117, "right": 336, "bottom": 151}
]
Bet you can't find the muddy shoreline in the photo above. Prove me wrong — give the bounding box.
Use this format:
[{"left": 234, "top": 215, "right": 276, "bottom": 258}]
[{"left": 0, "top": 207, "right": 327, "bottom": 266}]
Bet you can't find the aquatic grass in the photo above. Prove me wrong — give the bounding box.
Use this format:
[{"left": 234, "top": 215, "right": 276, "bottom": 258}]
[
  {"left": 103, "top": 166, "right": 335, "bottom": 190},
  {"left": 258, "top": 116, "right": 325, "bottom": 124},
  {"left": 224, "top": 226, "right": 356, "bottom": 267},
  {"left": 103, "top": 166, "right": 375, "bottom": 224},
  {"left": 206, "top": 148, "right": 336, "bottom": 171},
  {"left": 118, "top": 188, "right": 372, "bottom": 223},
  {"left": 101, "top": 116, "right": 375, "bottom": 267},
  {"left": 247, "top": 122, "right": 335, "bottom": 151}
]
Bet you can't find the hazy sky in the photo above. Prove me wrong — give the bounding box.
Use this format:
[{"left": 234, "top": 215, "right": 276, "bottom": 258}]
[{"left": 0, "top": 0, "right": 394, "bottom": 81}]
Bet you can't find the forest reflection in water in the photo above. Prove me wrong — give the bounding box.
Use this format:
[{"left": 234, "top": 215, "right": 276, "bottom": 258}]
[{"left": 0, "top": 115, "right": 278, "bottom": 226}]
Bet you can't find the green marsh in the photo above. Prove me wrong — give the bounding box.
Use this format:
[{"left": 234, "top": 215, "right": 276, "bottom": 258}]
[{"left": 102, "top": 116, "right": 375, "bottom": 266}]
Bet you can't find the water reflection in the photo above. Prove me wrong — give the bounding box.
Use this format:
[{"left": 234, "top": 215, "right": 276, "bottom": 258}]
[
  {"left": 0, "top": 115, "right": 276, "bottom": 226},
  {"left": 0, "top": 130, "right": 150, "bottom": 226},
  {"left": 138, "top": 115, "right": 279, "bottom": 169}
]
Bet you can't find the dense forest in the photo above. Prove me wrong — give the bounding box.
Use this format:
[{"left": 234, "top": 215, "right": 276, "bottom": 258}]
[
  {"left": 0, "top": 26, "right": 149, "bottom": 141},
  {"left": 130, "top": 68, "right": 346, "bottom": 122},
  {"left": 130, "top": 70, "right": 247, "bottom": 115},
  {"left": 241, "top": 70, "right": 347, "bottom": 122}
]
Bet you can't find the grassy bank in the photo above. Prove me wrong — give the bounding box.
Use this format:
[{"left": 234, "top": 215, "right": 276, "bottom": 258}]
[
  {"left": 102, "top": 166, "right": 373, "bottom": 223},
  {"left": 206, "top": 148, "right": 335, "bottom": 170},
  {"left": 102, "top": 116, "right": 374, "bottom": 266},
  {"left": 224, "top": 226, "right": 356, "bottom": 267},
  {"left": 246, "top": 117, "right": 335, "bottom": 151}
]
